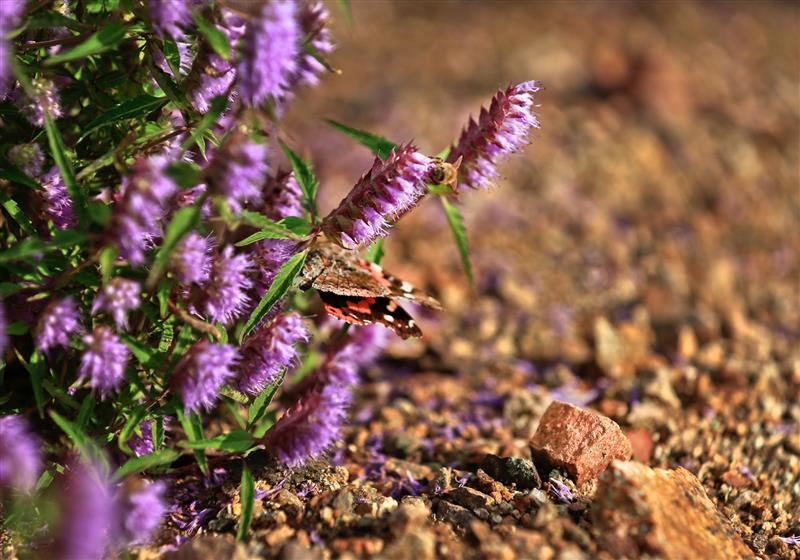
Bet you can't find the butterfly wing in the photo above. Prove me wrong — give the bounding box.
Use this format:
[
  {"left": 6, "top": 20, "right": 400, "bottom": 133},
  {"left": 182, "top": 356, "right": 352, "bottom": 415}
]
[{"left": 318, "top": 291, "right": 422, "bottom": 339}]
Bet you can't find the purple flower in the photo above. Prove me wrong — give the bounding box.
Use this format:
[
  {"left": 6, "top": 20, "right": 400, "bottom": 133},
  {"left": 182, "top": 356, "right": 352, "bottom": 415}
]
[
  {"left": 79, "top": 326, "right": 130, "bottom": 398},
  {"left": 92, "top": 277, "right": 141, "bottom": 330},
  {"left": 292, "top": 1, "right": 335, "bottom": 89},
  {"left": 110, "top": 156, "right": 177, "bottom": 265},
  {"left": 447, "top": 81, "right": 540, "bottom": 190},
  {"left": 254, "top": 238, "right": 303, "bottom": 293},
  {"left": 339, "top": 324, "right": 388, "bottom": 369},
  {"left": 12, "top": 78, "right": 62, "bottom": 127},
  {"left": 35, "top": 297, "right": 82, "bottom": 354},
  {"left": 7, "top": 143, "right": 44, "bottom": 177},
  {"left": 172, "top": 340, "right": 239, "bottom": 413},
  {"left": 263, "top": 383, "right": 351, "bottom": 468},
  {"left": 780, "top": 535, "right": 800, "bottom": 546},
  {"left": 261, "top": 170, "right": 303, "bottom": 220},
  {"left": 237, "top": 0, "right": 300, "bottom": 106},
  {"left": 188, "top": 10, "right": 243, "bottom": 113},
  {"left": 207, "top": 135, "right": 268, "bottom": 213},
  {"left": 149, "top": 0, "right": 192, "bottom": 39},
  {"left": 203, "top": 246, "right": 253, "bottom": 326},
  {"left": 53, "top": 458, "right": 115, "bottom": 560},
  {"left": 129, "top": 420, "right": 155, "bottom": 457},
  {"left": 321, "top": 145, "right": 433, "bottom": 248},
  {"left": 0, "top": 0, "right": 25, "bottom": 98},
  {"left": 238, "top": 312, "right": 310, "bottom": 396},
  {"left": 0, "top": 415, "right": 42, "bottom": 493},
  {"left": 117, "top": 479, "right": 168, "bottom": 546},
  {"left": 40, "top": 166, "right": 76, "bottom": 230},
  {"left": 548, "top": 478, "right": 575, "bottom": 504},
  {"left": 171, "top": 232, "right": 212, "bottom": 285}
]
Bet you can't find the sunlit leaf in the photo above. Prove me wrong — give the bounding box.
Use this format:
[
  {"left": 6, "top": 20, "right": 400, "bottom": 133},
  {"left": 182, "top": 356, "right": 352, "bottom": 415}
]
[
  {"left": 325, "top": 119, "right": 397, "bottom": 160},
  {"left": 45, "top": 114, "right": 88, "bottom": 227},
  {"left": 78, "top": 95, "right": 166, "bottom": 143},
  {"left": 237, "top": 464, "right": 255, "bottom": 541},
  {"left": 113, "top": 449, "right": 180, "bottom": 480},
  {"left": 46, "top": 22, "right": 127, "bottom": 65},
  {"left": 192, "top": 12, "right": 231, "bottom": 60},
  {"left": 279, "top": 142, "right": 318, "bottom": 216},
  {"left": 440, "top": 196, "right": 474, "bottom": 287}
]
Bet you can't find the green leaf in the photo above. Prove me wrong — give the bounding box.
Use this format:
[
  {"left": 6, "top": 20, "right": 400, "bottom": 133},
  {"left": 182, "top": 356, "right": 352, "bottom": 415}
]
[
  {"left": 364, "top": 238, "right": 385, "bottom": 265},
  {"left": 50, "top": 410, "right": 102, "bottom": 462},
  {"left": 113, "top": 449, "right": 180, "bottom": 480},
  {"left": 15, "top": 349, "right": 45, "bottom": 417},
  {"left": 440, "top": 196, "right": 474, "bottom": 287},
  {"left": 44, "top": 114, "right": 87, "bottom": 227},
  {"left": 192, "top": 13, "right": 231, "bottom": 60},
  {"left": 118, "top": 404, "right": 149, "bottom": 452},
  {"left": 325, "top": 119, "right": 397, "bottom": 160},
  {"left": 336, "top": 0, "right": 353, "bottom": 26},
  {"left": 0, "top": 162, "right": 40, "bottom": 189},
  {"left": 76, "top": 394, "right": 96, "bottom": 430},
  {"left": 149, "top": 63, "right": 188, "bottom": 110},
  {"left": 25, "top": 12, "right": 85, "bottom": 32},
  {"left": 279, "top": 142, "right": 319, "bottom": 216},
  {"left": 99, "top": 246, "right": 117, "bottom": 284},
  {"left": 78, "top": 95, "right": 166, "bottom": 143},
  {"left": 145, "top": 205, "right": 201, "bottom": 290},
  {"left": 177, "top": 409, "right": 208, "bottom": 475},
  {"left": 235, "top": 228, "right": 294, "bottom": 247},
  {"left": 178, "top": 430, "right": 254, "bottom": 452},
  {"left": 247, "top": 375, "right": 283, "bottom": 429},
  {"left": 237, "top": 464, "right": 255, "bottom": 541},
  {"left": 0, "top": 229, "right": 85, "bottom": 264},
  {"left": 162, "top": 39, "right": 183, "bottom": 77},
  {"left": 279, "top": 216, "right": 315, "bottom": 236},
  {"left": 241, "top": 250, "right": 307, "bottom": 340},
  {"left": 47, "top": 22, "right": 128, "bottom": 65},
  {"left": 121, "top": 334, "right": 164, "bottom": 369},
  {"left": 166, "top": 162, "right": 204, "bottom": 189},
  {"left": 6, "top": 321, "right": 28, "bottom": 335},
  {"left": 0, "top": 193, "right": 36, "bottom": 235},
  {"left": 181, "top": 95, "right": 228, "bottom": 151}
]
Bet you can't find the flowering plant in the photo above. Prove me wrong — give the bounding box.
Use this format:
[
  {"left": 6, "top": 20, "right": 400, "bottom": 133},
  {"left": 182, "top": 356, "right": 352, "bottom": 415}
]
[{"left": 0, "top": 0, "right": 538, "bottom": 554}]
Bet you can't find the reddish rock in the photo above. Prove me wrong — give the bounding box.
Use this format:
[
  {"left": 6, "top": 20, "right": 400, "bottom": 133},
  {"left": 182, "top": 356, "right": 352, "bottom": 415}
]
[
  {"left": 529, "top": 401, "right": 632, "bottom": 486},
  {"left": 592, "top": 461, "right": 752, "bottom": 559},
  {"left": 625, "top": 428, "right": 654, "bottom": 464}
]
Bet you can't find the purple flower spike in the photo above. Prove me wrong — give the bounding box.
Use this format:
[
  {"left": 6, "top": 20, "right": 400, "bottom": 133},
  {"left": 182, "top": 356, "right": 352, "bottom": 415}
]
[
  {"left": 54, "top": 458, "right": 114, "bottom": 560},
  {"left": 255, "top": 238, "right": 303, "bottom": 294},
  {"left": 292, "top": 1, "right": 335, "bottom": 89},
  {"left": 118, "top": 479, "right": 168, "bottom": 546},
  {"left": 207, "top": 135, "right": 268, "bottom": 213},
  {"left": 148, "top": 0, "right": 192, "bottom": 39},
  {"left": 321, "top": 145, "right": 433, "bottom": 248},
  {"left": 780, "top": 535, "right": 800, "bottom": 546},
  {"left": 262, "top": 170, "right": 303, "bottom": 220},
  {"left": 263, "top": 383, "right": 351, "bottom": 468},
  {"left": 0, "top": 415, "right": 42, "bottom": 493},
  {"left": 237, "top": 0, "right": 300, "bottom": 106},
  {"left": 110, "top": 156, "right": 177, "bottom": 265},
  {"left": 172, "top": 340, "right": 239, "bottom": 413},
  {"left": 239, "top": 312, "right": 310, "bottom": 396},
  {"left": 172, "top": 232, "right": 212, "bottom": 285},
  {"left": 92, "top": 277, "right": 141, "bottom": 330},
  {"left": 129, "top": 420, "right": 155, "bottom": 457},
  {"left": 203, "top": 246, "right": 253, "bottom": 326},
  {"left": 0, "top": 1, "right": 26, "bottom": 98},
  {"left": 40, "top": 166, "right": 76, "bottom": 230},
  {"left": 549, "top": 478, "right": 575, "bottom": 504},
  {"left": 12, "top": 78, "right": 62, "bottom": 127},
  {"left": 188, "top": 9, "right": 243, "bottom": 113},
  {"left": 7, "top": 143, "right": 44, "bottom": 177},
  {"left": 35, "top": 297, "right": 82, "bottom": 354},
  {"left": 447, "top": 81, "right": 541, "bottom": 190},
  {"left": 79, "top": 326, "right": 130, "bottom": 398}
]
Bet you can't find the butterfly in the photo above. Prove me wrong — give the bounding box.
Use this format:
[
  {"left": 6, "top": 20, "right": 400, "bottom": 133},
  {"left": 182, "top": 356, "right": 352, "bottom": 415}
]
[{"left": 298, "top": 239, "right": 442, "bottom": 338}]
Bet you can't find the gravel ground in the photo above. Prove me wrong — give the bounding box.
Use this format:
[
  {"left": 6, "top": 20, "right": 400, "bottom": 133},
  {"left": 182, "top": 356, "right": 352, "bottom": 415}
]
[{"left": 143, "top": 2, "right": 799, "bottom": 558}]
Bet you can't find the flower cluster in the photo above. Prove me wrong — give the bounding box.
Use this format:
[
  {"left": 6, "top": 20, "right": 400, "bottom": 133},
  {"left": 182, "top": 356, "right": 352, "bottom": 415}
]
[
  {"left": 92, "top": 277, "right": 141, "bottom": 330},
  {"left": 13, "top": 77, "right": 62, "bottom": 126},
  {"left": 321, "top": 145, "right": 434, "bottom": 248},
  {"left": 0, "top": 0, "right": 25, "bottom": 98},
  {"left": 148, "top": 0, "right": 192, "bottom": 39},
  {"left": 35, "top": 297, "right": 82, "bottom": 354},
  {"left": 40, "top": 167, "right": 76, "bottom": 230},
  {"left": 0, "top": 415, "right": 42, "bottom": 493},
  {"left": 172, "top": 341, "right": 239, "bottom": 413},
  {"left": 7, "top": 143, "right": 44, "bottom": 177},
  {"left": 206, "top": 135, "right": 269, "bottom": 213},
  {"left": 447, "top": 80, "right": 541, "bottom": 190},
  {"left": 171, "top": 232, "right": 212, "bottom": 285},
  {"left": 202, "top": 246, "right": 253, "bottom": 326},
  {"left": 79, "top": 327, "right": 130, "bottom": 398}
]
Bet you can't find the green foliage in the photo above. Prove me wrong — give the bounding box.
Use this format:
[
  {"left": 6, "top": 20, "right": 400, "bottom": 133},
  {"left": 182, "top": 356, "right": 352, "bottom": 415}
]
[
  {"left": 237, "top": 465, "right": 255, "bottom": 541},
  {"left": 280, "top": 142, "right": 319, "bottom": 217},
  {"left": 440, "top": 196, "right": 475, "bottom": 287},
  {"left": 46, "top": 22, "right": 128, "bottom": 65},
  {"left": 325, "top": 119, "right": 397, "bottom": 160}
]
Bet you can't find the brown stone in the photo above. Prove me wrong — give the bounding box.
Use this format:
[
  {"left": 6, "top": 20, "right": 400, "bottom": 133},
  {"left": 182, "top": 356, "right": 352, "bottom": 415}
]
[
  {"left": 625, "top": 428, "right": 654, "bottom": 464},
  {"left": 435, "top": 500, "right": 476, "bottom": 528},
  {"left": 529, "top": 401, "right": 632, "bottom": 486},
  {"left": 591, "top": 461, "right": 752, "bottom": 559},
  {"left": 163, "top": 535, "right": 250, "bottom": 560},
  {"left": 444, "top": 486, "right": 495, "bottom": 511}
]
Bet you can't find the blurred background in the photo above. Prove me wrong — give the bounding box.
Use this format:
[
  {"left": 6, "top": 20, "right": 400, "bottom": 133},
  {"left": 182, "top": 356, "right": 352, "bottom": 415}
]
[{"left": 285, "top": 0, "right": 798, "bottom": 372}]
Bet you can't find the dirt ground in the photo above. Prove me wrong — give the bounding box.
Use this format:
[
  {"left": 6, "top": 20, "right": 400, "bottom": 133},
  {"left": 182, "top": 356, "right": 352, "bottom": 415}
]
[{"left": 150, "top": 2, "right": 799, "bottom": 558}]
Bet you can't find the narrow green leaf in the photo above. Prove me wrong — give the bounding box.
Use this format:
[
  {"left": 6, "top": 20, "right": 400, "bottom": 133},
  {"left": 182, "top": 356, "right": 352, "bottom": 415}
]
[
  {"left": 157, "top": 280, "right": 171, "bottom": 318},
  {"left": 165, "top": 162, "right": 204, "bottom": 189},
  {"left": 0, "top": 194, "right": 36, "bottom": 235},
  {"left": 118, "top": 404, "right": 148, "bottom": 452},
  {"left": 178, "top": 430, "right": 254, "bottom": 452},
  {"left": 15, "top": 349, "right": 45, "bottom": 417},
  {"left": 237, "top": 465, "right": 255, "bottom": 541},
  {"left": 192, "top": 13, "right": 231, "bottom": 60},
  {"left": 279, "top": 142, "right": 318, "bottom": 216},
  {"left": 336, "top": 0, "right": 353, "bottom": 26},
  {"left": 440, "top": 196, "right": 474, "bottom": 286},
  {"left": 162, "top": 39, "right": 183, "bottom": 77},
  {"left": 76, "top": 394, "right": 96, "bottom": 430},
  {"left": 6, "top": 321, "right": 28, "bottom": 335},
  {"left": 241, "top": 250, "right": 307, "bottom": 339},
  {"left": 235, "top": 228, "right": 294, "bottom": 247},
  {"left": 42, "top": 379, "right": 80, "bottom": 410},
  {"left": 78, "top": 95, "right": 166, "bottom": 143},
  {"left": 180, "top": 95, "right": 227, "bottom": 150},
  {"left": 145, "top": 205, "right": 201, "bottom": 290},
  {"left": 247, "top": 374, "right": 283, "bottom": 429},
  {"left": 114, "top": 449, "right": 180, "bottom": 480},
  {"left": 177, "top": 409, "right": 208, "bottom": 475},
  {"left": 364, "top": 238, "right": 385, "bottom": 265},
  {"left": 0, "top": 229, "right": 85, "bottom": 264},
  {"left": 50, "top": 410, "right": 101, "bottom": 461},
  {"left": 44, "top": 114, "right": 87, "bottom": 227},
  {"left": 47, "top": 22, "right": 128, "bottom": 65},
  {"left": 99, "top": 246, "right": 117, "bottom": 284},
  {"left": 149, "top": 63, "right": 188, "bottom": 110},
  {"left": 25, "top": 12, "right": 85, "bottom": 32},
  {"left": 0, "top": 163, "right": 40, "bottom": 189},
  {"left": 279, "top": 216, "right": 315, "bottom": 236},
  {"left": 121, "top": 334, "right": 164, "bottom": 369},
  {"left": 325, "top": 119, "right": 397, "bottom": 160}
]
